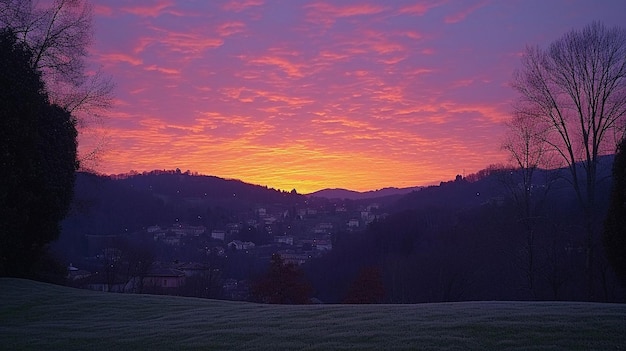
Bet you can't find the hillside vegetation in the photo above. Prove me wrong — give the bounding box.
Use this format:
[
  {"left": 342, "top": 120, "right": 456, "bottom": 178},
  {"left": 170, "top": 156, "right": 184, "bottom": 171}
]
[{"left": 1, "top": 278, "right": 625, "bottom": 350}]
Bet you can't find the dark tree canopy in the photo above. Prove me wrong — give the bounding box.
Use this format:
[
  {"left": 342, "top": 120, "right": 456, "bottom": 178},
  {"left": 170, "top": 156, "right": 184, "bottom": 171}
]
[
  {"left": 343, "top": 266, "right": 385, "bottom": 304},
  {"left": 0, "top": 28, "right": 78, "bottom": 278},
  {"left": 604, "top": 138, "right": 626, "bottom": 285},
  {"left": 250, "top": 253, "right": 312, "bottom": 304}
]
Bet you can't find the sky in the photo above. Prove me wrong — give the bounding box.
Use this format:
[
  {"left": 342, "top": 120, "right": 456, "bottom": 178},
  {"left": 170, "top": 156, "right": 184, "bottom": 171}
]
[{"left": 83, "top": 0, "right": 626, "bottom": 193}]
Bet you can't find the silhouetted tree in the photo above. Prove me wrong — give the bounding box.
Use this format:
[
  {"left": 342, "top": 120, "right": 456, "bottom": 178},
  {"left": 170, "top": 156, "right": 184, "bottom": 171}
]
[
  {"left": 512, "top": 22, "right": 626, "bottom": 299},
  {"left": 0, "top": 28, "right": 78, "bottom": 277},
  {"left": 502, "top": 112, "right": 555, "bottom": 298},
  {"left": 250, "top": 253, "right": 312, "bottom": 304},
  {"left": 0, "top": 0, "right": 113, "bottom": 167},
  {"left": 343, "top": 266, "right": 385, "bottom": 304},
  {"left": 604, "top": 137, "right": 626, "bottom": 286}
]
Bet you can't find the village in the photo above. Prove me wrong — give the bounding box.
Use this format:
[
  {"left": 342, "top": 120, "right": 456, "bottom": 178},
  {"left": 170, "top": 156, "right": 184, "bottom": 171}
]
[{"left": 66, "top": 197, "right": 388, "bottom": 301}]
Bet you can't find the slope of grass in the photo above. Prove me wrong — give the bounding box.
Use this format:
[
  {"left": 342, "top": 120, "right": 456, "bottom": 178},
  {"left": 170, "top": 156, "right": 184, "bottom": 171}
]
[{"left": 1, "top": 278, "right": 625, "bottom": 350}]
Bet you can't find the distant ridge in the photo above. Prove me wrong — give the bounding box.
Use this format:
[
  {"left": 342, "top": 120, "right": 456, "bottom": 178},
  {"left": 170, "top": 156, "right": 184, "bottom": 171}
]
[{"left": 307, "top": 186, "right": 421, "bottom": 200}]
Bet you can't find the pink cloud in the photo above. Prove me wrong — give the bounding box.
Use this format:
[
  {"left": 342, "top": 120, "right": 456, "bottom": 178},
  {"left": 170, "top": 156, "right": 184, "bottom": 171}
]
[
  {"left": 129, "top": 88, "right": 147, "bottom": 95},
  {"left": 161, "top": 32, "right": 224, "bottom": 54},
  {"left": 404, "top": 31, "right": 425, "bottom": 40},
  {"left": 121, "top": 0, "right": 183, "bottom": 17},
  {"left": 94, "top": 4, "right": 114, "bottom": 16},
  {"left": 222, "top": 0, "right": 264, "bottom": 12},
  {"left": 217, "top": 21, "right": 246, "bottom": 37},
  {"left": 398, "top": 1, "right": 444, "bottom": 16},
  {"left": 451, "top": 79, "right": 474, "bottom": 88},
  {"left": 220, "top": 87, "right": 255, "bottom": 103},
  {"left": 370, "top": 41, "right": 404, "bottom": 54},
  {"left": 408, "top": 68, "right": 435, "bottom": 76},
  {"left": 444, "top": 1, "right": 487, "bottom": 24},
  {"left": 144, "top": 65, "right": 180, "bottom": 75},
  {"left": 317, "top": 51, "right": 350, "bottom": 61},
  {"left": 135, "top": 29, "right": 223, "bottom": 56},
  {"left": 97, "top": 52, "right": 143, "bottom": 66},
  {"left": 305, "top": 2, "right": 386, "bottom": 25},
  {"left": 247, "top": 55, "right": 305, "bottom": 78},
  {"left": 133, "top": 37, "right": 154, "bottom": 54},
  {"left": 253, "top": 89, "right": 314, "bottom": 108},
  {"left": 378, "top": 55, "right": 406, "bottom": 65}
]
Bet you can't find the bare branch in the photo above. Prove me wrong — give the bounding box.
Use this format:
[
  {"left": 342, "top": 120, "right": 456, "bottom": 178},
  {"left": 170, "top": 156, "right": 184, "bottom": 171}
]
[{"left": 1, "top": 0, "right": 114, "bottom": 165}]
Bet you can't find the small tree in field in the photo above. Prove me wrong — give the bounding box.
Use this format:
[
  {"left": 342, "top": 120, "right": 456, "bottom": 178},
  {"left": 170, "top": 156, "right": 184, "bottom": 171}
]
[
  {"left": 250, "top": 254, "right": 312, "bottom": 304},
  {"left": 343, "top": 266, "right": 385, "bottom": 304}
]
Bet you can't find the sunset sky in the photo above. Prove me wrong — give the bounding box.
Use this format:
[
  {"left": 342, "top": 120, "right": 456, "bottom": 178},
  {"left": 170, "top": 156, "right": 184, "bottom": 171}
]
[{"left": 84, "top": 0, "right": 626, "bottom": 193}]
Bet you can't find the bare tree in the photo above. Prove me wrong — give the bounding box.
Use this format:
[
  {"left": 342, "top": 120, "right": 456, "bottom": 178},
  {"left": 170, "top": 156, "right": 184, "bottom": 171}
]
[
  {"left": 502, "top": 112, "right": 555, "bottom": 298},
  {"left": 512, "top": 22, "right": 626, "bottom": 299},
  {"left": 0, "top": 0, "right": 113, "bottom": 167},
  {"left": 502, "top": 111, "right": 551, "bottom": 219}
]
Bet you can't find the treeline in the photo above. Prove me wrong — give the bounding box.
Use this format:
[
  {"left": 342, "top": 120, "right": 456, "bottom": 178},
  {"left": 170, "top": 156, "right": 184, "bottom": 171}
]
[{"left": 303, "top": 165, "right": 623, "bottom": 303}]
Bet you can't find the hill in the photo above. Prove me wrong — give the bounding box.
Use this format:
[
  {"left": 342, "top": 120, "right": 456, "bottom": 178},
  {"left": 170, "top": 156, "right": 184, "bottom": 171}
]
[
  {"left": 63, "top": 170, "right": 305, "bottom": 234},
  {"left": 308, "top": 186, "right": 421, "bottom": 200},
  {"left": 1, "top": 278, "right": 625, "bottom": 350}
]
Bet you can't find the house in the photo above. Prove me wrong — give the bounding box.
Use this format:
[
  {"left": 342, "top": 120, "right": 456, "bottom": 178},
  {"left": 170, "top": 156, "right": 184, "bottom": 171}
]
[
  {"left": 66, "top": 263, "right": 91, "bottom": 281},
  {"left": 313, "top": 223, "right": 331, "bottom": 234},
  {"left": 175, "top": 262, "right": 219, "bottom": 277},
  {"left": 263, "top": 216, "right": 277, "bottom": 225},
  {"left": 347, "top": 219, "right": 360, "bottom": 228},
  {"left": 335, "top": 205, "right": 347, "bottom": 212},
  {"left": 314, "top": 239, "right": 333, "bottom": 251},
  {"left": 226, "top": 222, "right": 241, "bottom": 235},
  {"left": 172, "top": 224, "right": 206, "bottom": 236},
  {"left": 211, "top": 229, "right": 226, "bottom": 241},
  {"left": 82, "top": 272, "right": 127, "bottom": 293},
  {"left": 124, "top": 264, "right": 187, "bottom": 294},
  {"left": 318, "top": 222, "right": 333, "bottom": 230},
  {"left": 279, "top": 251, "right": 310, "bottom": 266},
  {"left": 228, "top": 240, "right": 256, "bottom": 251},
  {"left": 147, "top": 225, "right": 161, "bottom": 233},
  {"left": 274, "top": 235, "right": 294, "bottom": 245},
  {"left": 143, "top": 266, "right": 186, "bottom": 289},
  {"left": 162, "top": 232, "right": 181, "bottom": 246},
  {"left": 367, "top": 203, "right": 380, "bottom": 211}
]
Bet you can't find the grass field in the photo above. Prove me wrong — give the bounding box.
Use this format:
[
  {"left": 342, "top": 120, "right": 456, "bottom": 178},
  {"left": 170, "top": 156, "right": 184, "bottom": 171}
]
[{"left": 1, "top": 278, "right": 625, "bottom": 350}]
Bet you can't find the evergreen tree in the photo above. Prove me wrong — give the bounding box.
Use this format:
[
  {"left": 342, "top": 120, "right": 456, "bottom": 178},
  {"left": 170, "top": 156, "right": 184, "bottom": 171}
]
[
  {"left": 604, "top": 138, "right": 626, "bottom": 286},
  {"left": 0, "top": 28, "right": 78, "bottom": 278}
]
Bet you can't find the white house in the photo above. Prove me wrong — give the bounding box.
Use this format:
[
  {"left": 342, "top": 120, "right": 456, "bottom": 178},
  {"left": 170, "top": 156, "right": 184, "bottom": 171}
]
[
  {"left": 274, "top": 235, "right": 294, "bottom": 245},
  {"left": 314, "top": 239, "right": 333, "bottom": 251},
  {"left": 228, "top": 240, "right": 256, "bottom": 250},
  {"left": 211, "top": 229, "right": 226, "bottom": 241},
  {"left": 348, "top": 219, "right": 360, "bottom": 228}
]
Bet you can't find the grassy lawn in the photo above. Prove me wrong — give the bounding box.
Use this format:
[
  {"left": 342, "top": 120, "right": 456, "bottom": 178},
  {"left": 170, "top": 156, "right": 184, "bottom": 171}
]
[{"left": 1, "top": 278, "right": 625, "bottom": 350}]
